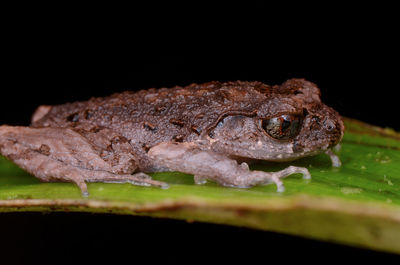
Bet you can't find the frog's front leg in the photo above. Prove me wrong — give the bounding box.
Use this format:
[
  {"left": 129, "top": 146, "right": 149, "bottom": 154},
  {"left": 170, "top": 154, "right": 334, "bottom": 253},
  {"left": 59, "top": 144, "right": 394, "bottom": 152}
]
[
  {"left": 148, "top": 142, "right": 310, "bottom": 192},
  {"left": 0, "top": 125, "right": 167, "bottom": 196}
]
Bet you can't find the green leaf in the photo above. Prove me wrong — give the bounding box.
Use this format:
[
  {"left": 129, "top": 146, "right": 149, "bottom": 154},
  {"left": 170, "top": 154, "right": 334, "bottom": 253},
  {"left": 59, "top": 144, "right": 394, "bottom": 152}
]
[{"left": 1, "top": 118, "right": 400, "bottom": 253}]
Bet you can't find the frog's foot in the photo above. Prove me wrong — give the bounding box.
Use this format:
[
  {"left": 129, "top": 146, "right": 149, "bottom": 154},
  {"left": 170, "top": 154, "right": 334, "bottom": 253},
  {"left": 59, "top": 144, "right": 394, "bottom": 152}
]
[
  {"left": 67, "top": 170, "right": 169, "bottom": 196},
  {"left": 251, "top": 166, "right": 311, "bottom": 192},
  {"left": 85, "top": 172, "right": 169, "bottom": 190},
  {"left": 224, "top": 166, "right": 310, "bottom": 192},
  {"left": 325, "top": 148, "right": 341, "bottom": 167},
  {"left": 149, "top": 142, "right": 311, "bottom": 192},
  {"left": 58, "top": 170, "right": 169, "bottom": 197},
  {"left": 194, "top": 175, "right": 208, "bottom": 184}
]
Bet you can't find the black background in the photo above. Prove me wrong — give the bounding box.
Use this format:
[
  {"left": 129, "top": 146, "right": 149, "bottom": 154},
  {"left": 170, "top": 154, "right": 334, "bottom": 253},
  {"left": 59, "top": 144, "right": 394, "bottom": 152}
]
[
  {"left": 1, "top": 4, "right": 399, "bottom": 264},
  {"left": 1, "top": 48, "right": 399, "bottom": 131}
]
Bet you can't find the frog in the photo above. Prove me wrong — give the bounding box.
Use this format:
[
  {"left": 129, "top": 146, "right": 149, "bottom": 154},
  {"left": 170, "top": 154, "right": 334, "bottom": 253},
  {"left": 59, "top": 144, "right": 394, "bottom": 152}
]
[{"left": 0, "top": 78, "right": 344, "bottom": 196}]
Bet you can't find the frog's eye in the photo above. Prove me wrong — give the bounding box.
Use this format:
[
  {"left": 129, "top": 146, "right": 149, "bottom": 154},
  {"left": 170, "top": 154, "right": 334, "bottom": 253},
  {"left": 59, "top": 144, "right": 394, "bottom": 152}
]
[{"left": 261, "top": 114, "right": 301, "bottom": 140}]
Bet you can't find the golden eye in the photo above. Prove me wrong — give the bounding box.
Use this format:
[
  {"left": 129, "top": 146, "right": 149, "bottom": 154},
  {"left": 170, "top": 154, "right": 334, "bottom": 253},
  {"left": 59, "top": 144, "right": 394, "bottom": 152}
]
[{"left": 261, "top": 114, "right": 301, "bottom": 140}]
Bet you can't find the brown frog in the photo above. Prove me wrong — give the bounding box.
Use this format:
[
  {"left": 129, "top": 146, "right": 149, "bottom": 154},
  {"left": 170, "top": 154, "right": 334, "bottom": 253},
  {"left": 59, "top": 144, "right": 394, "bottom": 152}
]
[{"left": 0, "top": 79, "right": 344, "bottom": 196}]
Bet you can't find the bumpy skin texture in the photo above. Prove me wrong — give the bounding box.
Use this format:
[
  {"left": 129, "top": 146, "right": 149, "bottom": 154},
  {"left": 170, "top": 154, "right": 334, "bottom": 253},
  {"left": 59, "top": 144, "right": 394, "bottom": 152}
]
[{"left": 0, "top": 79, "right": 344, "bottom": 195}]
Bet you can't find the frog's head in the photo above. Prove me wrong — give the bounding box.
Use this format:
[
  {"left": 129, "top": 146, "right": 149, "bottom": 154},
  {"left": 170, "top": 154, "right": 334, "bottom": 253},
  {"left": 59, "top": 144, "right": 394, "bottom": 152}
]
[{"left": 207, "top": 79, "right": 344, "bottom": 161}]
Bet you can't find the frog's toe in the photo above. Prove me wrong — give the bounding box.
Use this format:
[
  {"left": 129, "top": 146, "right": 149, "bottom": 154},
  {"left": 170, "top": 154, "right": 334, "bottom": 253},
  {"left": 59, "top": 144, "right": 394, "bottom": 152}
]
[
  {"left": 86, "top": 172, "right": 170, "bottom": 189},
  {"left": 325, "top": 149, "right": 342, "bottom": 167},
  {"left": 271, "top": 175, "right": 285, "bottom": 192},
  {"left": 267, "top": 165, "right": 311, "bottom": 192},
  {"left": 194, "top": 175, "right": 208, "bottom": 185}
]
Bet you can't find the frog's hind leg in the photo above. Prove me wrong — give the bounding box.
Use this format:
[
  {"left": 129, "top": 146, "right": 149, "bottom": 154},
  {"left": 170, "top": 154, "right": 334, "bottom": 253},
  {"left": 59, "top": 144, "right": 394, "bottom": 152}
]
[{"left": 0, "top": 125, "right": 167, "bottom": 196}]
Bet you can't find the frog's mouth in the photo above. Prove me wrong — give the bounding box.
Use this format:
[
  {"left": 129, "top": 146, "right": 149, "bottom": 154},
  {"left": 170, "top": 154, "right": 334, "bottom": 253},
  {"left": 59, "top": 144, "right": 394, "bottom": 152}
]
[
  {"left": 231, "top": 146, "right": 341, "bottom": 168},
  {"left": 225, "top": 143, "right": 325, "bottom": 163},
  {"left": 258, "top": 149, "right": 325, "bottom": 162}
]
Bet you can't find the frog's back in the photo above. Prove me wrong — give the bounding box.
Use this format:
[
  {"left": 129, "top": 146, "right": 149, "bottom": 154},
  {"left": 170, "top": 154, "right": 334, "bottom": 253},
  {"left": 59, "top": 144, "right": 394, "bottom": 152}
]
[{"left": 32, "top": 81, "right": 272, "bottom": 141}]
